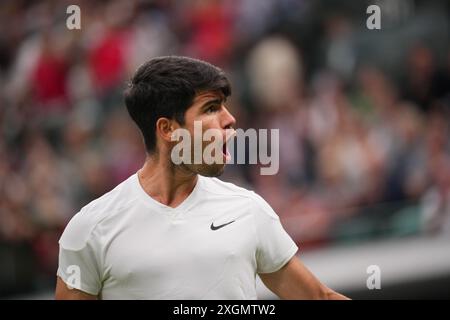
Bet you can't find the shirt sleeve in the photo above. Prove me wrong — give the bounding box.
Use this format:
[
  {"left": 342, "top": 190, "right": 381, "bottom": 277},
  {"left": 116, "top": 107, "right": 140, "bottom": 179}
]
[
  {"left": 252, "top": 193, "right": 298, "bottom": 274},
  {"left": 56, "top": 208, "right": 103, "bottom": 296}
]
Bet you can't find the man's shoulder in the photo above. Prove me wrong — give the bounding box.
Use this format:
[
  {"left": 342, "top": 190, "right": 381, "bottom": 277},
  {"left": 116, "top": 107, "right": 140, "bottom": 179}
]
[
  {"left": 200, "top": 177, "right": 278, "bottom": 219},
  {"left": 81, "top": 174, "right": 137, "bottom": 219},
  {"left": 59, "top": 175, "right": 137, "bottom": 250},
  {"left": 201, "top": 176, "right": 254, "bottom": 198},
  {"left": 95, "top": 175, "right": 136, "bottom": 207}
]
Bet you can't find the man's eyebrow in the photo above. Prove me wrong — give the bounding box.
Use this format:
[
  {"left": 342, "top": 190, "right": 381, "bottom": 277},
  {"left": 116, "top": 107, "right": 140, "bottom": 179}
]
[{"left": 200, "top": 98, "right": 224, "bottom": 108}]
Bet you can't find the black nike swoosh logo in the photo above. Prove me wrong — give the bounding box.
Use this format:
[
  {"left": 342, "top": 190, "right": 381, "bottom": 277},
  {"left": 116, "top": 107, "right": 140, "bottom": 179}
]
[{"left": 210, "top": 220, "right": 235, "bottom": 231}]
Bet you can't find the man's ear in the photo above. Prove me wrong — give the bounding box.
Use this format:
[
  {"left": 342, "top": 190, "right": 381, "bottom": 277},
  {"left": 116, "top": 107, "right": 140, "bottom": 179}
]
[{"left": 155, "top": 117, "right": 180, "bottom": 144}]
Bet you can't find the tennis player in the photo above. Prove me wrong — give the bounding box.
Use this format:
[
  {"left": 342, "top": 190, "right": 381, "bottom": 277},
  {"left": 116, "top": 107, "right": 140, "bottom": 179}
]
[{"left": 55, "top": 56, "right": 348, "bottom": 300}]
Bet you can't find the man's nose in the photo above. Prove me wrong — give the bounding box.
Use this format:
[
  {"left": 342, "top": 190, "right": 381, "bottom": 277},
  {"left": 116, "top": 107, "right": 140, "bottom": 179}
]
[{"left": 221, "top": 106, "right": 236, "bottom": 130}]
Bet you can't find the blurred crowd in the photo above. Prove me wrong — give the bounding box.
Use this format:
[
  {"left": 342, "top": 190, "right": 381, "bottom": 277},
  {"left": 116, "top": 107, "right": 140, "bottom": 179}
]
[{"left": 0, "top": 0, "right": 449, "bottom": 294}]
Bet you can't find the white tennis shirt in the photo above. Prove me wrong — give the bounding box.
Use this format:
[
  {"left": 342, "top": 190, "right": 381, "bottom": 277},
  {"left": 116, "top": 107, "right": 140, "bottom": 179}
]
[{"left": 57, "top": 173, "right": 298, "bottom": 299}]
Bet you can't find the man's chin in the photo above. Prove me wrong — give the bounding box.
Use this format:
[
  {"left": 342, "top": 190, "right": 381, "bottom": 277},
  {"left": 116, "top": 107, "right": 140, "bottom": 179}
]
[
  {"left": 198, "top": 164, "right": 226, "bottom": 177},
  {"left": 202, "top": 169, "right": 225, "bottom": 178},
  {"left": 183, "top": 163, "right": 226, "bottom": 177}
]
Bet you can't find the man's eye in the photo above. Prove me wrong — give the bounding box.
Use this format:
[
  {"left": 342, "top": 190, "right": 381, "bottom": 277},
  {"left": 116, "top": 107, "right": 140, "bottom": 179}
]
[{"left": 206, "top": 105, "right": 220, "bottom": 114}]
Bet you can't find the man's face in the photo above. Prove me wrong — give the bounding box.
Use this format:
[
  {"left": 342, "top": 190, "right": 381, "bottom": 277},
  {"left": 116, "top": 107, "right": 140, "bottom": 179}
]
[{"left": 176, "top": 90, "right": 236, "bottom": 177}]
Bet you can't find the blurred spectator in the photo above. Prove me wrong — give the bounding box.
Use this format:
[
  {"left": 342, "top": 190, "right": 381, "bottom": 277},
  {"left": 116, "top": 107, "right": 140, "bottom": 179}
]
[{"left": 401, "top": 44, "right": 449, "bottom": 112}]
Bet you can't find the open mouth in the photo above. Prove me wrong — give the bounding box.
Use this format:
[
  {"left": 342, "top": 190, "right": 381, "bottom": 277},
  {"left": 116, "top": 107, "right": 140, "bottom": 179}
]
[
  {"left": 222, "top": 142, "right": 226, "bottom": 156},
  {"left": 222, "top": 130, "right": 236, "bottom": 162},
  {"left": 222, "top": 140, "right": 230, "bottom": 162}
]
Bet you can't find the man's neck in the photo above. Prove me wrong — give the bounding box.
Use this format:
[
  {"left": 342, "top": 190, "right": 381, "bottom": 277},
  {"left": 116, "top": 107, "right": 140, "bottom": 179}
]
[{"left": 137, "top": 154, "right": 198, "bottom": 208}]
